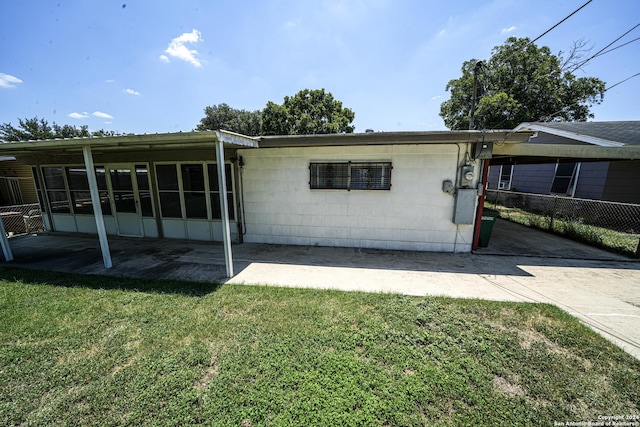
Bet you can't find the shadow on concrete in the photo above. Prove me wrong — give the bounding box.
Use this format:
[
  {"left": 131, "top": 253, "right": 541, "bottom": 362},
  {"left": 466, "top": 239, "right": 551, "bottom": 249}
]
[{"left": 2, "top": 231, "right": 638, "bottom": 287}]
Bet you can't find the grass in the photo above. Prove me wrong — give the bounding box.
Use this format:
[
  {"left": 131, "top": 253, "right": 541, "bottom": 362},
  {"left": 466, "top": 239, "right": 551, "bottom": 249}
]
[
  {"left": 1, "top": 267, "right": 639, "bottom": 426},
  {"left": 486, "top": 202, "right": 640, "bottom": 257}
]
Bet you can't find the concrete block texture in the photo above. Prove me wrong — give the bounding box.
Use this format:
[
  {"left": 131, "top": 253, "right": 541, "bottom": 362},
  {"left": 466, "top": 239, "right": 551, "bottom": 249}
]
[{"left": 238, "top": 145, "right": 476, "bottom": 252}]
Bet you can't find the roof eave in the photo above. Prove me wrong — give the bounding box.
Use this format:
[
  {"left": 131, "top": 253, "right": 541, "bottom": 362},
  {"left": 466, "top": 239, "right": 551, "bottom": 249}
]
[
  {"left": 515, "top": 123, "right": 626, "bottom": 147},
  {"left": 258, "top": 130, "right": 532, "bottom": 148}
]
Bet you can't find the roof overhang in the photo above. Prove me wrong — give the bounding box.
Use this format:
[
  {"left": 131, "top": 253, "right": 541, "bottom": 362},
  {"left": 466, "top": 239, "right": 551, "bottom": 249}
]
[
  {"left": 514, "top": 123, "right": 625, "bottom": 147},
  {"left": 0, "top": 129, "right": 259, "bottom": 156},
  {"left": 492, "top": 142, "right": 640, "bottom": 165},
  {"left": 258, "top": 130, "right": 532, "bottom": 148}
]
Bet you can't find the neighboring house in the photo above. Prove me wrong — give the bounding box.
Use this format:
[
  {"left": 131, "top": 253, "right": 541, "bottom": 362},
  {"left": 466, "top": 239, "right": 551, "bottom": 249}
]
[
  {"left": 0, "top": 157, "right": 38, "bottom": 206},
  {"left": 487, "top": 121, "right": 640, "bottom": 204}
]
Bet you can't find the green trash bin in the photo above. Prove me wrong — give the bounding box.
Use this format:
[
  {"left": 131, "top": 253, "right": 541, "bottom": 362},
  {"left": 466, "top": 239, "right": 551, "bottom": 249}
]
[{"left": 478, "top": 209, "right": 498, "bottom": 247}]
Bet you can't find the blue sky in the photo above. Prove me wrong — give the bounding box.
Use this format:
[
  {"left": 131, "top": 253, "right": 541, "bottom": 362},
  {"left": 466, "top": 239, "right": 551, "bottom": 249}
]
[{"left": 1, "top": 0, "right": 638, "bottom": 134}]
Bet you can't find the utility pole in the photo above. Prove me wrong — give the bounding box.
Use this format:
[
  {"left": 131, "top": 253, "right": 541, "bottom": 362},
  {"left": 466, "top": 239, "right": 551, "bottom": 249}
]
[{"left": 469, "top": 61, "right": 483, "bottom": 130}]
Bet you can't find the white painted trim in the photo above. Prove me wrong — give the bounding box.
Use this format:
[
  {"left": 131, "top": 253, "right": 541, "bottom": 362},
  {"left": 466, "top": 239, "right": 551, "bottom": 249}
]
[
  {"left": 82, "top": 146, "right": 112, "bottom": 269},
  {"left": 514, "top": 123, "right": 625, "bottom": 147},
  {"left": 216, "top": 141, "right": 234, "bottom": 277},
  {"left": 215, "top": 129, "right": 261, "bottom": 148}
]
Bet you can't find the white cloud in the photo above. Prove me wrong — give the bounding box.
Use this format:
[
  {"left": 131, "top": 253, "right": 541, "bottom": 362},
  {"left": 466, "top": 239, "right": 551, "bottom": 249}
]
[
  {"left": 162, "top": 29, "right": 203, "bottom": 67},
  {"left": 93, "top": 111, "right": 113, "bottom": 119},
  {"left": 68, "top": 112, "right": 89, "bottom": 119},
  {"left": 0, "top": 73, "right": 23, "bottom": 88},
  {"left": 124, "top": 88, "right": 140, "bottom": 96},
  {"left": 431, "top": 95, "right": 441, "bottom": 101},
  {"left": 105, "top": 79, "right": 116, "bottom": 84},
  {"left": 501, "top": 26, "right": 517, "bottom": 34}
]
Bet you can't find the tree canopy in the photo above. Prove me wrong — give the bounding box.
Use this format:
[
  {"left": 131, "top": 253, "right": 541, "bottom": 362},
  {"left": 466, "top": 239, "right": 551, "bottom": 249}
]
[
  {"left": 260, "top": 89, "right": 355, "bottom": 135},
  {"left": 195, "top": 103, "right": 261, "bottom": 136},
  {"left": 197, "top": 89, "right": 356, "bottom": 136},
  {"left": 0, "top": 117, "right": 117, "bottom": 142},
  {"left": 439, "top": 37, "right": 606, "bottom": 130}
]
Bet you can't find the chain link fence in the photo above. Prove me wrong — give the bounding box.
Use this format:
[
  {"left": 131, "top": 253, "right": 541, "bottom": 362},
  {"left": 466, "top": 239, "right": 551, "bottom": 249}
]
[
  {"left": 0, "top": 203, "right": 45, "bottom": 237},
  {"left": 486, "top": 190, "right": 640, "bottom": 258}
]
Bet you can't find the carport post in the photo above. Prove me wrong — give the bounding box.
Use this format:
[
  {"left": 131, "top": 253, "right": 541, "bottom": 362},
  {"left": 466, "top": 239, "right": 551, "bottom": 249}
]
[
  {"left": 215, "top": 140, "right": 234, "bottom": 277},
  {"left": 82, "top": 145, "right": 112, "bottom": 269},
  {"left": 0, "top": 216, "right": 13, "bottom": 262}
]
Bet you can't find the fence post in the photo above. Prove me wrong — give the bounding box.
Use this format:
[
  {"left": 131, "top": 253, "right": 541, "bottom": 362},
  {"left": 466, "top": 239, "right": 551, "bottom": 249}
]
[{"left": 549, "top": 196, "right": 558, "bottom": 231}]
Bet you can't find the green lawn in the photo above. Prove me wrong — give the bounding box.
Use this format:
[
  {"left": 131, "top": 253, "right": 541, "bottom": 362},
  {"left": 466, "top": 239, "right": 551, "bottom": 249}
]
[{"left": 1, "top": 267, "right": 639, "bottom": 426}]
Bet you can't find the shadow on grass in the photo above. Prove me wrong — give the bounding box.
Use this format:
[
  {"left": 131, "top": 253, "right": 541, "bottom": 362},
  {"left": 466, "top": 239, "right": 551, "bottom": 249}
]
[{"left": 0, "top": 265, "right": 222, "bottom": 297}]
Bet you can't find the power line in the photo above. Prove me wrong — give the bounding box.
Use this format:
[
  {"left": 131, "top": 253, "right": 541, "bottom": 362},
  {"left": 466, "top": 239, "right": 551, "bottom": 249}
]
[
  {"left": 535, "top": 71, "right": 640, "bottom": 122},
  {"left": 592, "top": 36, "right": 640, "bottom": 60},
  {"left": 571, "top": 22, "right": 640, "bottom": 71},
  {"left": 605, "top": 71, "right": 640, "bottom": 91},
  {"left": 528, "top": 0, "right": 593, "bottom": 46}
]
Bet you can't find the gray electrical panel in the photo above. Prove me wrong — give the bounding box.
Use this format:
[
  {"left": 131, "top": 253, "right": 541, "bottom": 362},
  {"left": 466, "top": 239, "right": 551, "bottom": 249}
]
[{"left": 453, "top": 189, "right": 477, "bottom": 224}]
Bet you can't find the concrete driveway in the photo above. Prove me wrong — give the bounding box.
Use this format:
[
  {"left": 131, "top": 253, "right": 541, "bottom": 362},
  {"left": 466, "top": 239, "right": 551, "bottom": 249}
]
[{"left": 3, "top": 226, "right": 639, "bottom": 359}]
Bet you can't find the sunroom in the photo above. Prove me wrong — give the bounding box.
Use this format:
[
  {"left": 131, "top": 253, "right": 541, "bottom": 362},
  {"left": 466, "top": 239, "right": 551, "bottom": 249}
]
[{"left": 0, "top": 130, "right": 258, "bottom": 276}]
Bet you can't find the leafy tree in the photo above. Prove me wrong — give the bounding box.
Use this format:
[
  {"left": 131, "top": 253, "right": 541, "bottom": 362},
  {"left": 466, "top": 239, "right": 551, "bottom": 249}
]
[
  {"left": 0, "top": 117, "right": 92, "bottom": 141},
  {"left": 91, "top": 129, "right": 119, "bottom": 137},
  {"left": 196, "top": 103, "right": 261, "bottom": 136},
  {"left": 439, "top": 37, "right": 606, "bottom": 130},
  {"left": 260, "top": 88, "right": 355, "bottom": 135}
]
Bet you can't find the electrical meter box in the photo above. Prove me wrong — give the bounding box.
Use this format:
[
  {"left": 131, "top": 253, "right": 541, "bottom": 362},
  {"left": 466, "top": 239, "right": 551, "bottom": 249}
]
[{"left": 453, "top": 189, "right": 477, "bottom": 224}]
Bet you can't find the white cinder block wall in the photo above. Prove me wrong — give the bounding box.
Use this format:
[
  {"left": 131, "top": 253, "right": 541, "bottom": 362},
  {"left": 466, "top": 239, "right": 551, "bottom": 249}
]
[{"left": 237, "top": 144, "right": 477, "bottom": 252}]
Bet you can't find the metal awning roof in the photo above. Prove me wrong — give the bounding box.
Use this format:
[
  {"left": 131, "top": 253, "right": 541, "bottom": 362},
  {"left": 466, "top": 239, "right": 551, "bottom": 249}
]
[{"left": 0, "top": 129, "right": 259, "bottom": 155}]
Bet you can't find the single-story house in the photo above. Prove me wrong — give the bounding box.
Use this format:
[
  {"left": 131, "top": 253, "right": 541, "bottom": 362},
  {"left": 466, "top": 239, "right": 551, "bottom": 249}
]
[
  {"left": 487, "top": 121, "right": 640, "bottom": 204},
  {"left": 1, "top": 128, "right": 637, "bottom": 276}
]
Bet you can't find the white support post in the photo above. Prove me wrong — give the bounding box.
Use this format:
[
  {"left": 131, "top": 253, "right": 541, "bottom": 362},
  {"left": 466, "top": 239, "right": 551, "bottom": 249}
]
[
  {"left": 82, "top": 145, "right": 113, "bottom": 269},
  {"left": 0, "top": 216, "right": 13, "bottom": 262},
  {"left": 215, "top": 141, "right": 234, "bottom": 277}
]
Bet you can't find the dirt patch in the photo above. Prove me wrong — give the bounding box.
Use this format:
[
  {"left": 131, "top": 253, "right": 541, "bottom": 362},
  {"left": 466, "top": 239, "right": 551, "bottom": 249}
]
[
  {"left": 493, "top": 375, "right": 525, "bottom": 397},
  {"left": 194, "top": 344, "right": 220, "bottom": 390}
]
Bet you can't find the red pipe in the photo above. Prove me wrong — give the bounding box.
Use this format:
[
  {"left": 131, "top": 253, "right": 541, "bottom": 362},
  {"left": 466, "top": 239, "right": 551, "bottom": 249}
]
[{"left": 472, "top": 159, "right": 490, "bottom": 251}]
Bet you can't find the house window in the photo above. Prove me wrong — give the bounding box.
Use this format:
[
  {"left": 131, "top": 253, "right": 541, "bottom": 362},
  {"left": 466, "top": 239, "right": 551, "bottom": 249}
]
[
  {"left": 32, "top": 167, "right": 47, "bottom": 213},
  {"left": 550, "top": 162, "right": 578, "bottom": 195},
  {"left": 66, "top": 167, "right": 93, "bottom": 214},
  {"left": 42, "top": 167, "right": 70, "bottom": 214},
  {"left": 207, "top": 164, "right": 234, "bottom": 219},
  {"left": 135, "top": 165, "right": 153, "bottom": 217},
  {"left": 310, "top": 162, "right": 392, "bottom": 190},
  {"left": 155, "top": 163, "right": 235, "bottom": 220},
  {"left": 94, "top": 167, "right": 112, "bottom": 215},
  {"left": 181, "top": 164, "right": 207, "bottom": 219},
  {"left": 156, "top": 164, "right": 182, "bottom": 218},
  {"left": 498, "top": 165, "right": 513, "bottom": 190}
]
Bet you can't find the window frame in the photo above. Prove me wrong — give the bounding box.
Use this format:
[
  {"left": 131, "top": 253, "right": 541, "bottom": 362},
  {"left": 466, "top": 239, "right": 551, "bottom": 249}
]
[
  {"left": 41, "top": 166, "right": 72, "bottom": 214},
  {"left": 550, "top": 162, "right": 579, "bottom": 195},
  {"left": 154, "top": 161, "right": 235, "bottom": 221},
  {"left": 309, "top": 161, "right": 392, "bottom": 191}
]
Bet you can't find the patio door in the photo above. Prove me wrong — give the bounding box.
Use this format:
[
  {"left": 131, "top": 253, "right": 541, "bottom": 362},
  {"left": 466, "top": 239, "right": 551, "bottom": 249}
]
[{"left": 108, "top": 165, "right": 144, "bottom": 237}]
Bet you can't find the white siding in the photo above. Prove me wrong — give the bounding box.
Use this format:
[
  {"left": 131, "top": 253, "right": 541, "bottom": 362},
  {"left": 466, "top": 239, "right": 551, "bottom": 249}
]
[{"left": 239, "top": 145, "right": 476, "bottom": 252}]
